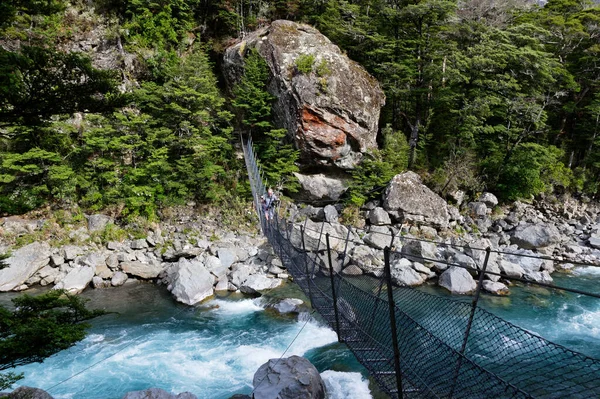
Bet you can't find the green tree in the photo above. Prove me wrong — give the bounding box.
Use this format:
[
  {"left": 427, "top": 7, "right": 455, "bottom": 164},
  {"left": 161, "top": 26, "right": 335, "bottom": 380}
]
[
  {"left": 0, "top": 290, "right": 104, "bottom": 390},
  {"left": 232, "top": 48, "right": 299, "bottom": 191}
]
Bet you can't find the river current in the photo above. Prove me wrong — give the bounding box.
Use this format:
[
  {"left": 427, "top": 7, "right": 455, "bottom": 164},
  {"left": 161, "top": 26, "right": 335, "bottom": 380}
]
[{"left": 1, "top": 266, "right": 599, "bottom": 398}]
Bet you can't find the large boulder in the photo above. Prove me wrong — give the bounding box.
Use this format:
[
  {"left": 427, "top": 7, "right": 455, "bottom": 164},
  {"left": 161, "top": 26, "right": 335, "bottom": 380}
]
[
  {"left": 439, "top": 267, "right": 477, "bottom": 295},
  {"left": 400, "top": 240, "right": 437, "bottom": 264},
  {"left": 0, "top": 242, "right": 51, "bottom": 291},
  {"left": 121, "top": 261, "right": 164, "bottom": 279},
  {"left": 383, "top": 172, "right": 450, "bottom": 228},
  {"left": 293, "top": 173, "right": 350, "bottom": 201},
  {"left": 511, "top": 223, "right": 561, "bottom": 249},
  {"left": 390, "top": 261, "right": 424, "bottom": 286},
  {"left": 87, "top": 214, "right": 112, "bottom": 232},
  {"left": 240, "top": 274, "right": 283, "bottom": 294},
  {"left": 224, "top": 20, "right": 385, "bottom": 169},
  {"left": 349, "top": 245, "right": 384, "bottom": 276},
  {"left": 54, "top": 266, "right": 95, "bottom": 294},
  {"left": 122, "top": 388, "right": 197, "bottom": 399},
  {"left": 253, "top": 356, "right": 326, "bottom": 399},
  {"left": 5, "top": 387, "right": 54, "bottom": 399},
  {"left": 168, "top": 258, "right": 215, "bottom": 305}
]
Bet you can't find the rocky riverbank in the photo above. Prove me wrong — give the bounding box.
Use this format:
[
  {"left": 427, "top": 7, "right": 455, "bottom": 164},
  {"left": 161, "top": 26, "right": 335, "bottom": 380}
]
[
  {"left": 0, "top": 209, "right": 289, "bottom": 305},
  {"left": 285, "top": 172, "right": 600, "bottom": 295}
]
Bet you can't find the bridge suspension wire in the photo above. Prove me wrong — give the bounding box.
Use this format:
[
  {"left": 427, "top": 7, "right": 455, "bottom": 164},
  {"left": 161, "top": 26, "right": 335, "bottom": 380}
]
[{"left": 241, "top": 136, "right": 600, "bottom": 399}]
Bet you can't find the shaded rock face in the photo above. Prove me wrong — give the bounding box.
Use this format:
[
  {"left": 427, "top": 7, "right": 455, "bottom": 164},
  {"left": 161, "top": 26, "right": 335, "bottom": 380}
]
[
  {"left": 5, "top": 386, "right": 54, "bottom": 399},
  {"left": 223, "top": 20, "right": 385, "bottom": 169},
  {"left": 253, "top": 356, "right": 326, "bottom": 399},
  {"left": 383, "top": 172, "right": 450, "bottom": 228}
]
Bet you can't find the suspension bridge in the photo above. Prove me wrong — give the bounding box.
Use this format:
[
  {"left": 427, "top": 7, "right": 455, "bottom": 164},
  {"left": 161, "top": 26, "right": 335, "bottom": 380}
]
[{"left": 242, "top": 136, "right": 600, "bottom": 399}]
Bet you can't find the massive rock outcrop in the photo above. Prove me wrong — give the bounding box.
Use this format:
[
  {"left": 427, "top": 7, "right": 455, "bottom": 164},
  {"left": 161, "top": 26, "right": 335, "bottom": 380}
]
[{"left": 223, "top": 20, "right": 385, "bottom": 170}]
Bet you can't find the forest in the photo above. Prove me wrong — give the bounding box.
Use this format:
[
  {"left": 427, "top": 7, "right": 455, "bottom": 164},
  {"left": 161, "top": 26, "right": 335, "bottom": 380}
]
[{"left": 1, "top": 0, "right": 599, "bottom": 219}]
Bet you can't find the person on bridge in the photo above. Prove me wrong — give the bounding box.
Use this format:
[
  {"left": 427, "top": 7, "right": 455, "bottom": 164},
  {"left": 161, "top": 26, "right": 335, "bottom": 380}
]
[{"left": 261, "top": 188, "right": 278, "bottom": 222}]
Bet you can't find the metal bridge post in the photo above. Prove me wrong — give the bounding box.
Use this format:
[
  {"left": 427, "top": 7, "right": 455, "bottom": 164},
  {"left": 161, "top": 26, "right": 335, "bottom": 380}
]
[
  {"left": 384, "top": 247, "right": 404, "bottom": 399},
  {"left": 326, "top": 233, "right": 342, "bottom": 343},
  {"left": 450, "top": 246, "right": 492, "bottom": 398}
]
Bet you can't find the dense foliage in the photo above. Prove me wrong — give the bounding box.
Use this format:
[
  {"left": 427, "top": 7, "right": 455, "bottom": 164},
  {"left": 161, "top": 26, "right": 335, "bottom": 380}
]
[
  {"left": 0, "top": 289, "right": 104, "bottom": 390},
  {"left": 1, "top": 0, "right": 599, "bottom": 217}
]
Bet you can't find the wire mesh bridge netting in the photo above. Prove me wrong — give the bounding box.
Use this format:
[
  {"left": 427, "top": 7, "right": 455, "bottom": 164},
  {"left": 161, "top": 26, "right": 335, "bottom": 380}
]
[{"left": 242, "top": 137, "right": 600, "bottom": 399}]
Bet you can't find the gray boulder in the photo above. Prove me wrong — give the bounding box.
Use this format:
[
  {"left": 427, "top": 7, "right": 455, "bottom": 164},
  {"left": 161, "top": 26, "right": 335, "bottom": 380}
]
[
  {"left": 478, "top": 192, "right": 498, "bottom": 208},
  {"left": 323, "top": 205, "right": 339, "bottom": 223},
  {"left": 511, "top": 223, "right": 561, "bottom": 249},
  {"left": 363, "top": 225, "right": 392, "bottom": 250},
  {"left": 369, "top": 207, "right": 391, "bottom": 225},
  {"left": 168, "top": 258, "right": 214, "bottom": 305},
  {"left": 524, "top": 270, "right": 553, "bottom": 284},
  {"left": 504, "top": 249, "right": 553, "bottom": 274},
  {"left": 5, "top": 386, "right": 54, "bottom": 399},
  {"left": 87, "top": 214, "right": 112, "bottom": 232},
  {"left": 289, "top": 220, "right": 349, "bottom": 252},
  {"left": 482, "top": 281, "right": 509, "bottom": 295},
  {"left": 467, "top": 202, "right": 488, "bottom": 218},
  {"left": 122, "top": 388, "right": 197, "bottom": 399},
  {"left": 54, "top": 266, "right": 95, "bottom": 294},
  {"left": 61, "top": 245, "right": 84, "bottom": 261},
  {"left": 341, "top": 265, "right": 363, "bottom": 275},
  {"left": 92, "top": 276, "right": 110, "bottom": 289},
  {"left": 350, "top": 245, "right": 384, "bottom": 276},
  {"left": 401, "top": 240, "right": 437, "bottom": 264},
  {"left": 217, "top": 248, "right": 238, "bottom": 269},
  {"left": 224, "top": 21, "right": 385, "bottom": 170},
  {"left": 239, "top": 274, "right": 283, "bottom": 294},
  {"left": 273, "top": 298, "right": 304, "bottom": 314},
  {"left": 498, "top": 259, "right": 525, "bottom": 278},
  {"left": 0, "top": 242, "right": 51, "bottom": 291},
  {"left": 111, "top": 271, "right": 128, "bottom": 287},
  {"left": 253, "top": 356, "right": 325, "bottom": 399},
  {"left": 391, "top": 262, "right": 424, "bottom": 287},
  {"left": 439, "top": 267, "right": 477, "bottom": 295},
  {"left": 589, "top": 234, "right": 600, "bottom": 249},
  {"left": 293, "top": 173, "right": 350, "bottom": 201},
  {"left": 383, "top": 172, "right": 450, "bottom": 228},
  {"left": 121, "top": 261, "right": 164, "bottom": 279},
  {"left": 230, "top": 265, "right": 255, "bottom": 288},
  {"left": 130, "top": 239, "right": 149, "bottom": 250}
]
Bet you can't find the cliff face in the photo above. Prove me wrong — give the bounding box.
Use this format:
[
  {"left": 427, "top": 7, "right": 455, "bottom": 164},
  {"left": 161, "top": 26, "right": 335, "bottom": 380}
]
[{"left": 223, "top": 20, "right": 385, "bottom": 170}]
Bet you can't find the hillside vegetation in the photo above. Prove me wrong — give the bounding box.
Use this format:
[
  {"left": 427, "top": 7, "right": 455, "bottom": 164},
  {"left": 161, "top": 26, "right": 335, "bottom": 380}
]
[{"left": 1, "top": 0, "right": 599, "bottom": 219}]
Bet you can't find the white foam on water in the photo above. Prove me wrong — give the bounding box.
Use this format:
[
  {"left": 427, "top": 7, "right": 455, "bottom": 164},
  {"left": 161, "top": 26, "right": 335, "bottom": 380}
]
[
  {"left": 321, "top": 370, "right": 372, "bottom": 399},
  {"left": 208, "top": 298, "right": 264, "bottom": 315},
  {"left": 572, "top": 266, "right": 600, "bottom": 277},
  {"left": 13, "top": 305, "right": 339, "bottom": 399}
]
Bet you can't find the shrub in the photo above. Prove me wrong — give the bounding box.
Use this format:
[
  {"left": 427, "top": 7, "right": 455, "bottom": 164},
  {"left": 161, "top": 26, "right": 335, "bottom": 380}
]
[{"left": 295, "top": 54, "right": 315, "bottom": 74}]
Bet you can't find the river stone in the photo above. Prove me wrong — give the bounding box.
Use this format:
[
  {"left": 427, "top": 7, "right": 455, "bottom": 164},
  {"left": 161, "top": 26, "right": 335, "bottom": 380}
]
[
  {"left": 38, "top": 265, "right": 60, "bottom": 284},
  {"left": 511, "top": 223, "right": 561, "bottom": 249},
  {"left": 111, "top": 271, "right": 128, "bottom": 286},
  {"left": 169, "top": 258, "right": 215, "bottom": 305},
  {"left": 342, "top": 264, "right": 363, "bottom": 275},
  {"left": 217, "top": 248, "right": 237, "bottom": 269},
  {"left": 391, "top": 264, "right": 424, "bottom": 287},
  {"left": 122, "top": 388, "right": 197, "bottom": 399},
  {"left": 369, "top": 207, "right": 391, "bottom": 225},
  {"left": 589, "top": 234, "right": 600, "bottom": 249},
  {"left": 121, "top": 261, "right": 164, "bottom": 279},
  {"left": 214, "top": 275, "right": 229, "bottom": 291},
  {"left": 401, "top": 240, "right": 437, "bottom": 264},
  {"left": 289, "top": 220, "right": 348, "bottom": 252},
  {"left": 447, "top": 250, "right": 477, "bottom": 273},
  {"left": 383, "top": 172, "right": 450, "bottom": 228},
  {"left": 363, "top": 225, "right": 391, "bottom": 250},
  {"left": 524, "top": 270, "right": 553, "bottom": 284},
  {"left": 350, "top": 245, "right": 384, "bottom": 275},
  {"left": 498, "top": 259, "right": 525, "bottom": 278},
  {"left": 204, "top": 255, "right": 227, "bottom": 278},
  {"left": 5, "top": 386, "right": 54, "bottom": 399},
  {"left": 61, "top": 245, "right": 84, "bottom": 261},
  {"left": 92, "top": 276, "right": 110, "bottom": 289},
  {"left": 253, "top": 356, "right": 326, "bottom": 399},
  {"left": 439, "top": 267, "right": 477, "bottom": 295},
  {"left": 224, "top": 21, "right": 385, "bottom": 170},
  {"left": 87, "top": 214, "right": 112, "bottom": 232},
  {"left": 239, "top": 274, "right": 283, "bottom": 294},
  {"left": 0, "top": 242, "right": 51, "bottom": 291},
  {"left": 230, "top": 264, "right": 254, "bottom": 288},
  {"left": 482, "top": 280, "right": 509, "bottom": 295},
  {"left": 54, "top": 265, "right": 95, "bottom": 294},
  {"left": 273, "top": 298, "right": 304, "bottom": 314}
]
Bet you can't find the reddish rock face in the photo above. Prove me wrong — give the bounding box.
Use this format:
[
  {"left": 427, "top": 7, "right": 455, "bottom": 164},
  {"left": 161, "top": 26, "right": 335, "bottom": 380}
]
[{"left": 223, "top": 20, "right": 385, "bottom": 170}]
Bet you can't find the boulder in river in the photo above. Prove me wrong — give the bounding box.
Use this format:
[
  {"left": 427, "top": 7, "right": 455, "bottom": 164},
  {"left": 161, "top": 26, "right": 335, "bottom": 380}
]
[
  {"left": 122, "top": 388, "right": 197, "bottom": 399},
  {"left": 168, "top": 258, "right": 215, "bottom": 305},
  {"left": 253, "top": 356, "right": 325, "bottom": 399},
  {"left": 0, "top": 242, "right": 51, "bottom": 291}
]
